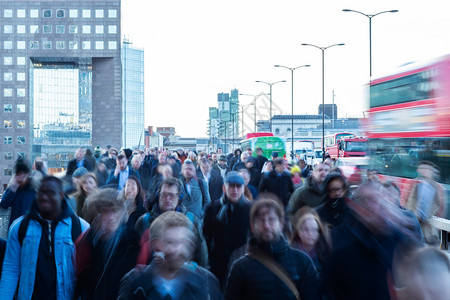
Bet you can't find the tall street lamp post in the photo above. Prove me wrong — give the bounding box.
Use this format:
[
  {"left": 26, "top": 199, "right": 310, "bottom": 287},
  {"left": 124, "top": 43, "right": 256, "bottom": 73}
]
[
  {"left": 255, "top": 80, "right": 286, "bottom": 132},
  {"left": 274, "top": 65, "right": 310, "bottom": 161},
  {"left": 342, "top": 9, "right": 398, "bottom": 78},
  {"left": 301, "top": 43, "right": 344, "bottom": 161}
]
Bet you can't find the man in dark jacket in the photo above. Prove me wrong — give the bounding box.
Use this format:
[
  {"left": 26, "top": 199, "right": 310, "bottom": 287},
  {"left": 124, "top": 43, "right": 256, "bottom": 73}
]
[
  {"left": 287, "top": 162, "right": 330, "bottom": 217},
  {"left": 255, "top": 146, "right": 268, "bottom": 173},
  {"left": 197, "top": 156, "right": 224, "bottom": 201},
  {"left": 228, "top": 148, "right": 242, "bottom": 170},
  {"left": 66, "top": 147, "right": 94, "bottom": 177},
  {"left": 225, "top": 196, "right": 320, "bottom": 300},
  {"left": 213, "top": 154, "right": 231, "bottom": 181},
  {"left": 232, "top": 151, "right": 249, "bottom": 172},
  {"left": 258, "top": 158, "right": 294, "bottom": 208},
  {"left": 106, "top": 154, "right": 140, "bottom": 190},
  {"left": 0, "top": 159, "right": 36, "bottom": 228},
  {"left": 203, "top": 171, "right": 251, "bottom": 288}
]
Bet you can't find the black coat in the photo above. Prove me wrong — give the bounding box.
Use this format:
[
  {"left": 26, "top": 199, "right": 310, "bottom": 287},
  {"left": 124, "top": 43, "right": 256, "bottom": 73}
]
[
  {"left": 225, "top": 237, "right": 320, "bottom": 300},
  {"left": 105, "top": 166, "right": 140, "bottom": 189},
  {"left": 197, "top": 169, "right": 224, "bottom": 201},
  {"left": 66, "top": 158, "right": 94, "bottom": 177},
  {"left": 203, "top": 196, "right": 251, "bottom": 286},
  {"left": 258, "top": 170, "right": 294, "bottom": 207},
  {"left": 315, "top": 196, "right": 350, "bottom": 229},
  {"left": 255, "top": 155, "right": 268, "bottom": 173}
]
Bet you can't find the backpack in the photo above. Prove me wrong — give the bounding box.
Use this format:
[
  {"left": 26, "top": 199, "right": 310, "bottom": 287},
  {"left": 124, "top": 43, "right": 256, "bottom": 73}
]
[{"left": 18, "top": 214, "right": 82, "bottom": 245}]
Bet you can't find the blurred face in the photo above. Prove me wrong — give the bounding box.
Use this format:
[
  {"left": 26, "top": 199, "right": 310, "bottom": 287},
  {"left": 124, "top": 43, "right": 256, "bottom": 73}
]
[
  {"left": 327, "top": 178, "right": 346, "bottom": 200},
  {"left": 299, "top": 160, "right": 306, "bottom": 169},
  {"left": 132, "top": 157, "right": 142, "bottom": 169},
  {"left": 211, "top": 154, "right": 217, "bottom": 162},
  {"left": 109, "top": 151, "right": 118, "bottom": 160},
  {"left": 224, "top": 183, "right": 244, "bottom": 203},
  {"left": 182, "top": 164, "right": 196, "bottom": 180},
  {"left": 15, "top": 172, "right": 29, "bottom": 187},
  {"left": 155, "top": 227, "right": 193, "bottom": 272},
  {"left": 241, "top": 152, "right": 249, "bottom": 162},
  {"left": 95, "top": 209, "right": 124, "bottom": 239},
  {"left": 37, "top": 181, "right": 63, "bottom": 217},
  {"left": 252, "top": 207, "right": 282, "bottom": 243},
  {"left": 245, "top": 161, "right": 254, "bottom": 169},
  {"left": 82, "top": 176, "right": 97, "bottom": 195},
  {"left": 124, "top": 179, "right": 138, "bottom": 200},
  {"left": 239, "top": 171, "right": 250, "bottom": 186},
  {"left": 298, "top": 216, "right": 319, "bottom": 249},
  {"left": 159, "top": 184, "right": 180, "bottom": 212},
  {"left": 200, "top": 159, "right": 210, "bottom": 174},
  {"left": 160, "top": 166, "right": 173, "bottom": 178},
  {"left": 265, "top": 162, "right": 273, "bottom": 172},
  {"left": 275, "top": 162, "right": 286, "bottom": 173},
  {"left": 159, "top": 153, "right": 167, "bottom": 164},
  {"left": 117, "top": 157, "right": 128, "bottom": 171},
  {"left": 313, "top": 163, "right": 330, "bottom": 183}
]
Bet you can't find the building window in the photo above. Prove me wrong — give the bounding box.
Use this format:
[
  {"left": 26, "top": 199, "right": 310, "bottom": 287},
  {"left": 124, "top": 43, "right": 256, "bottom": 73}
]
[
  {"left": 4, "top": 88, "right": 13, "bottom": 97},
  {"left": 43, "top": 25, "right": 52, "bottom": 34},
  {"left": 17, "top": 88, "right": 26, "bottom": 97},
  {"left": 17, "top": 41, "right": 26, "bottom": 49},
  {"left": 69, "top": 9, "right": 78, "bottom": 18},
  {"left": 17, "top": 73, "right": 26, "bottom": 81},
  {"left": 3, "top": 73, "right": 13, "bottom": 81},
  {"left": 30, "top": 9, "right": 39, "bottom": 18},
  {"left": 30, "top": 41, "right": 39, "bottom": 49},
  {"left": 95, "top": 25, "right": 103, "bottom": 34},
  {"left": 17, "top": 120, "right": 26, "bottom": 128},
  {"left": 17, "top": 25, "right": 26, "bottom": 34},
  {"left": 17, "top": 9, "right": 26, "bottom": 18},
  {"left": 4, "top": 41, "right": 13, "bottom": 49},
  {"left": 95, "top": 9, "right": 104, "bottom": 18},
  {"left": 56, "top": 9, "right": 65, "bottom": 18},
  {"left": 43, "top": 41, "right": 52, "bottom": 49},
  {"left": 4, "top": 152, "right": 13, "bottom": 161},
  {"left": 56, "top": 41, "right": 65, "bottom": 49},
  {"left": 4, "top": 57, "right": 13, "bottom": 65},
  {"left": 82, "top": 41, "right": 91, "bottom": 49},
  {"left": 108, "top": 9, "right": 117, "bottom": 18},
  {"left": 82, "top": 25, "right": 90, "bottom": 34},
  {"left": 30, "top": 25, "right": 39, "bottom": 34},
  {"left": 4, "top": 120, "right": 12, "bottom": 129},
  {"left": 17, "top": 104, "right": 26, "bottom": 113},
  {"left": 95, "top": 41, "right": 104, "bottom": 50},
  {"left": 108, "top": 25, "right": 117, "bottom": 34},
  {"left": 69, "top": 25, "right": 78, "bottom": 34},
  {"left": 17, "top": 153, "right": 25, "bottom": 159},
  {"left": 4, "top": 104, "right": 13, "bottom": 112},
  {"left": 69, "top": 41, "right": 78, "bottom": 49},
  {"left": 43, "top": 9, "right": 52, "bottom": 18},
  {"left": 17, "top": 57, "right": 26, "bottom": 65},
  {"left": 4, "top": 9, "right": 13, "bottom": 18},
  {"left": 56, "top": 25, "right": 65, "bottom": 34},
  {"left": 4, "top": 137, "right": 12, "bottom": 145},
  {"left": 4, "top": 25, "right": 13, "bottom": 34},
  {"left": 4, "top": 169, "right": 13, "bottom": 176},
  {"left": 108, "top": 41, "right": 117, "bottom": 50},
  {"left": 17, "top": 137, "right": 26, "bottom": 145},
  {"left": 82, "top": 9, "right": 91, "bottom": 18}
]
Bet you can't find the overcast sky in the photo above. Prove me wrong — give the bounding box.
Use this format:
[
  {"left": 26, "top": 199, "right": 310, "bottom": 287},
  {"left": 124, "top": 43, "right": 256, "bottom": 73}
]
[{"left": 121, "top": 0, "right": 450, "bottom": 137}]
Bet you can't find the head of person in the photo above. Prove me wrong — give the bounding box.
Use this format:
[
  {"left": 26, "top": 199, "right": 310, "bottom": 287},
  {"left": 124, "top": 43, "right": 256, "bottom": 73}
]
[
  {"left": 91, "top": 188, "right": 125, "bottom": 240},
  {"left": 271, "top": 151, "right": 279, "bottom": 160},
  {"left": 217, "top": 147, "right": 223, "bottom": 154},
  {"left": 72, "top": 167, "right": 88, "bottom": 187},
  {"left": 149, "top": 211, "right": 197, "bottom": 273},
  {"left": 246, "top": 148, "right": 253, "bottom": 156},
  {"left": 14, "top": 159, "right": 31, "bottom": 187},
  {"left": 98, "top": 158, "right": 108, "bottom": 173},
  {"left": 262, "top": 160, "right": 273, "bottom": 173},
  {"left": 290, "top": 165, "right": 301, "bottom": 178},
  {"left": 312, "top": 163, "right": 330, "bottom": 184},
  {"left": 274, "top": 158, "right": 286, "bottom": 173},
  {"left": 218, "top": 154, "right": 227, "bottom": 166},
  {"left": 238, "top": 169, "right": 251, "bottom": 186},
  {"left": 158, "top": 164, "right": 173, "bottom": 179},
  {"left": 75, "top": 147, "right": 86, "bottom": 160},
  {"left": 181, "top": 159, "right": 196, "bottom": 181},
  {"left": 323, "top": 173, "right": 348, "bottom": 200},
  {"left": 124, "top": 175, "right": 144, "bottom": 205},
  {"left": 121, "top": 148, "right": 133, "bottom": 162},
  {"left": 199, "top": 157, "right": 211, "bottom": 174},
  {"left": 187, "top": 151, "right": 197, "bottom": 162},
  {"left": 34, "top": 158, "right": 45, "bottom": 173},
  {"left": 224, "top": 171, "right": 245, "bottom": 203},
  {"left": 292, "top": 209, "right": 326, "bottom": 251},
  {"left": 234, "top": 148, "right": 242, "bottom": 157},
  {"left": 245, "top": 156, "right": 255, "bottom": 169},
  {"left": 131, "top": 155, "right": 143, "bottom": 170},
  {"left": 256, "top": 147, "right": 263, "bottom": 156},
  {"left": 158, "top": 152, "right": 167, "bottom": 164},
  {"left": 176, "top": 148, "right": 184, "bottom": 156},
  {"left": 116, "top": 154, "right": 128, "bottom": 171},
  {"left": 108, "top": 147, "right": 118, "bottom": 160},
  {"left": 298, "top": 159, "right": 307, "bottom": 170},
  {"left": 250, "top": 195, "right": 284, "bottom": 243},
  {"left": 37, "top": 176, "right": 64, "bottom": 220},
  {"left": 158, "top": 177, "right": 183, "bottom": 212},
  {"left": 94, "top": 146, "right": 102, "bottom": 158},
  {"left": 211, "top": 153, "right": 218, "bottom": 162},
  {"left": 79, "top": 172, "right": 98, "bottom": 196},
  {"left": 417, "top": 161, "right": 439, "bottom": 180},
  {"left": 167, "top": 155, "right": 176, "bottom": 165},
  {"left": 389, "top": 247, "right": 450, "bottom": 300},
  {"left": 240, "top": 151, "right": 249, "bottom": 162}
]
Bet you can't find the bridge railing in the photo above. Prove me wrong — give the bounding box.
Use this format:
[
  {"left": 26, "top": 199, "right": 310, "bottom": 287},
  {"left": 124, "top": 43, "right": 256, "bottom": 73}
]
[{"left": 430, "top": 216, "right": 450, "bottom": 250}]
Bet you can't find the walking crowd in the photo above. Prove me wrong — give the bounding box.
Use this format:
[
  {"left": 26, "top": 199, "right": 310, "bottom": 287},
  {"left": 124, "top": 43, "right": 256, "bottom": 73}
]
[{"left": 0, "top": 145, "right": 448, "bottom": 300}]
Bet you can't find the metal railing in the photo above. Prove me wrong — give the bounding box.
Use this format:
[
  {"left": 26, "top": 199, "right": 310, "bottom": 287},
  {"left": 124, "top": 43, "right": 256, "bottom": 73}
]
[{"left": 430, "top": 216, "right": 450, "bottom": 250}]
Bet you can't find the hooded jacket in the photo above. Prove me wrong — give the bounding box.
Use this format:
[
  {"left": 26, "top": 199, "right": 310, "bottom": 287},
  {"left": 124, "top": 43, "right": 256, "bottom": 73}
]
[{"left": 287, "top": 175, "right": 325, "bottom": 217}]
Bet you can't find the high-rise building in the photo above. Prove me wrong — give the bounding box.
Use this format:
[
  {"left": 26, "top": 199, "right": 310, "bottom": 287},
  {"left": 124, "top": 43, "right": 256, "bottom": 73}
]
[
  {"left": 122, "top": 39, "right": 144, "bottom": 148},
  {"left": 0, "top": 1, "right": 122, "bottom": 190}
]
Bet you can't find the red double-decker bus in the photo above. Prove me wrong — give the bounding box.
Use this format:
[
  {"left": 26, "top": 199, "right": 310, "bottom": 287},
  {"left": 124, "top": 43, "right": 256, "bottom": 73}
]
[{"left": 366, "top": 55, "right": 450, "bottom": 218}]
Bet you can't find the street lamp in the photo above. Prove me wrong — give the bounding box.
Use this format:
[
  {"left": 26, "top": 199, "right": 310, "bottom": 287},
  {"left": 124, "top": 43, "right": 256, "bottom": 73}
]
[
  {"left": 301, "top": 43, "right": 344, "bottom": 161},
  {"left": 273, "top": 65, "right": 310, "bottom": 161},
  {"left": 255, "top": 80, "right": 286, "bottom": 132},
  {"left": 240, "top": 103, "right": 255, "bottom": 137},
  {"left": 342, "top": 9, "right": 398, "bottom": 78},
  {"left": 239, "top": 93, "right": 269, "bottom": 132}
]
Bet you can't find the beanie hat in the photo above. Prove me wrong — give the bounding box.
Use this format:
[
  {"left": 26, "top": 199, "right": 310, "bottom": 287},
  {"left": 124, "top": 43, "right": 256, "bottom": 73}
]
[{"left": 14, "top": 159, "right": 30, "bottom": 174}]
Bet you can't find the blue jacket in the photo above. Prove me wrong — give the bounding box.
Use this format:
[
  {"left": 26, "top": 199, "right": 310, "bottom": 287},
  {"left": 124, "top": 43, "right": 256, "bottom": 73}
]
[
  {"left": 0, "top": 181, "right": 36, "bottom": 227},
  {"left": 105, "top": 166, "right": 140, "bottom": 190},
  {"left": 0, "top": 201, "right": 89, "bottom": 300},
  {"left": 179, "top": 176, "right": 211, "bottom": 219}
]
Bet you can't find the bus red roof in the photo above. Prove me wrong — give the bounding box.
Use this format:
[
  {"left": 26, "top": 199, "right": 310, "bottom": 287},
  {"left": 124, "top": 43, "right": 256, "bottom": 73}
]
[{"left": 245, "top": 132, "right": 274, "bottom": 139}]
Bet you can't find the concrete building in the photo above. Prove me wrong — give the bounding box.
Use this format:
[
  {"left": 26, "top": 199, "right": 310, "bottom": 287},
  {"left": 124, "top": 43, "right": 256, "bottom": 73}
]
[
  {"left": 122, "top": 39, "right": 144, "bottom": 148},
  {"left": 0, "top": 1, "right": 122, "bottom": 190}
]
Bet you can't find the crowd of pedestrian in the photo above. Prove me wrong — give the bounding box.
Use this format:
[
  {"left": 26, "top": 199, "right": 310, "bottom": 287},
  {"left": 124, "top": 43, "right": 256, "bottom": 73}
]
[{"left": 0, "top": 145, "right": 448, "bottom": 300}]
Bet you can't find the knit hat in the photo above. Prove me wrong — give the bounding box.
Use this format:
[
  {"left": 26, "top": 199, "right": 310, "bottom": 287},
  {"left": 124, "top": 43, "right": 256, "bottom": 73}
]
[
  {"left": 14, "top": 159, "right": 30, "bottom": 174},
  {"left": 73, "top": 167, "right": 88, "bottom": 178}
]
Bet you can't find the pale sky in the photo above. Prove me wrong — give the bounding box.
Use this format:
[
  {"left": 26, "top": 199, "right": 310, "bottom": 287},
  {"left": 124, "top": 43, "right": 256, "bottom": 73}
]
[{"left": 121, "top": 0, "right": 450, "bottom": 137}]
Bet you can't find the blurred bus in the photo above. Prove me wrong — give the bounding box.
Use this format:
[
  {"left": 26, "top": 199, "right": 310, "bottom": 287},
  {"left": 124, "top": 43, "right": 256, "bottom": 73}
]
[
  {"left": 366, "top": 55, "right": 450, "bottom": 218},
  {"left": 326, "top": 137, "right": 368, "bottom": 159},
  {"left": 240, "top": 132, "right": 286, "bottom": 159}
]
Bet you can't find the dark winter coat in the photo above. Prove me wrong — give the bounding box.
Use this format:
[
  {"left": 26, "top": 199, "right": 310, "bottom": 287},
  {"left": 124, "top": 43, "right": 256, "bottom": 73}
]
[
  {"left": 197, "top": 168, "right": 224, "bottom": 201},
  {"left": 258, "top": 170, "right": 294, "bottom": 207},
  {"left": 105, "top": 166, "right": 141, "bottom": 189},
  {"left": 255, "top": 154, "right": 268, "bottom": 173},
  {"left": 315, "top": 196, "right": 350, "bottom": 229},
  {"left": 287, "top": 176, "right": 325, "bottom": 217},
  {"left": 0, "top": 181, "right": 36, "bottom": 227},
  {"left": 203, "top": 195, "right": 251, "bottom": 286},
  {"left": 66, "top": 158, "right": 94, "bottom": 177},
  {"left": 224, "top": 237, "right": 320, "bottom": 300}
]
